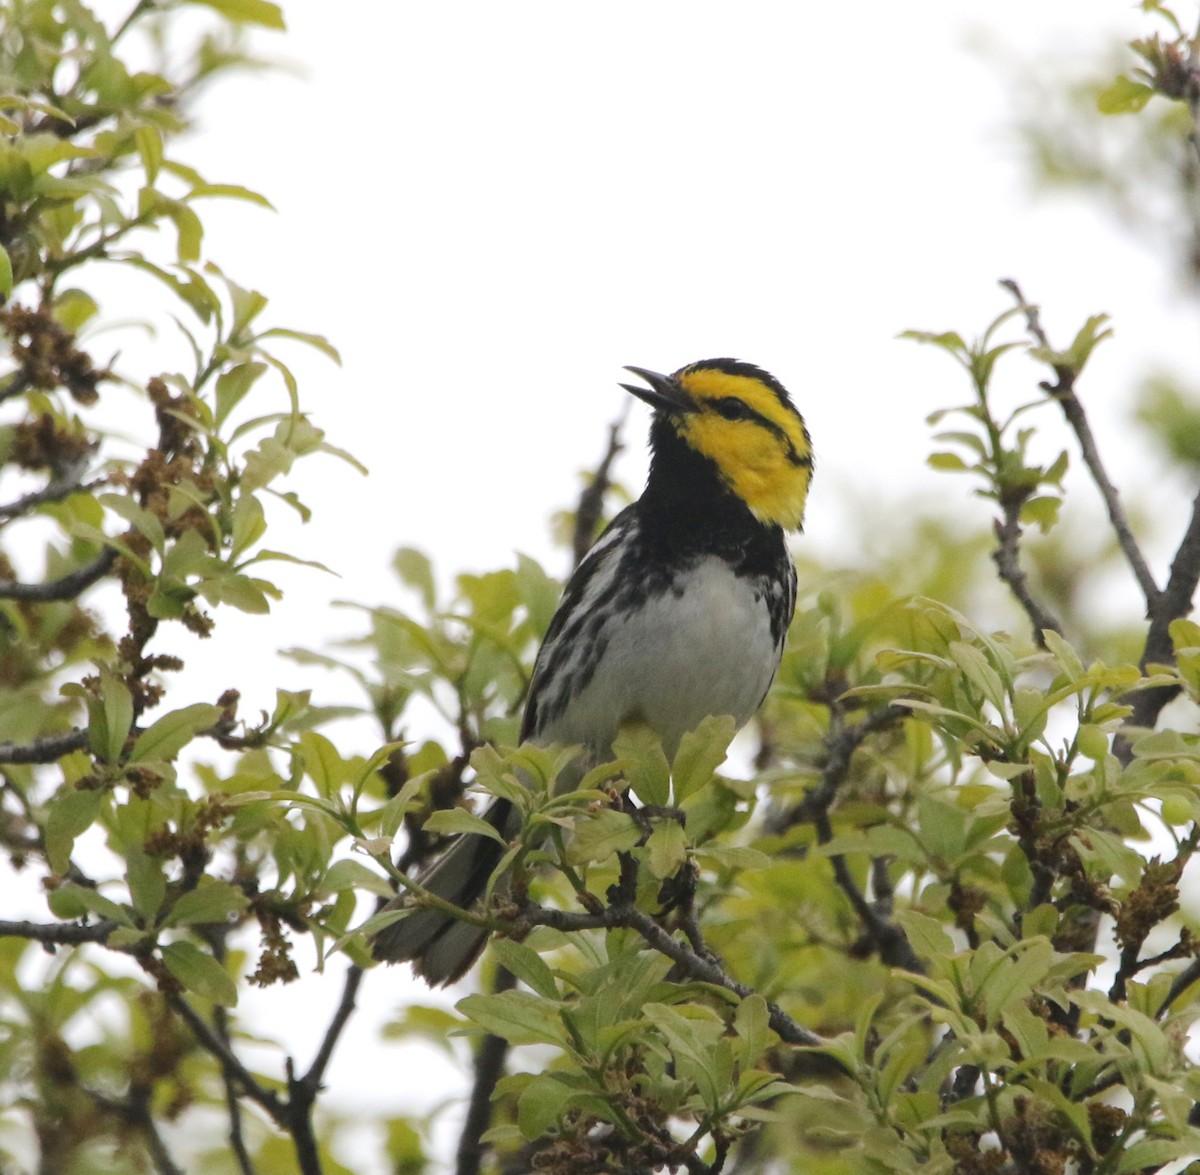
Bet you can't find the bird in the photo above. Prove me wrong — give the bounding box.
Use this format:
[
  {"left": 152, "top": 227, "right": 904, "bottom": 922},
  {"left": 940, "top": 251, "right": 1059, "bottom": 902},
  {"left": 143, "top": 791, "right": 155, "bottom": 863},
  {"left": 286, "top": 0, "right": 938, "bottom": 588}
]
[{"left": 371, "top": 358, "right": 813, "bottom": 985}]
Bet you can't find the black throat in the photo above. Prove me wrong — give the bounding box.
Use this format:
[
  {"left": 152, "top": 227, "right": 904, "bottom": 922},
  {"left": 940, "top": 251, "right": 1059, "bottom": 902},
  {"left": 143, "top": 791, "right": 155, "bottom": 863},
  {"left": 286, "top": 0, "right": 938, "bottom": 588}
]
[{"left": 638, "top": 414, "right": 783, "bottom": 570}]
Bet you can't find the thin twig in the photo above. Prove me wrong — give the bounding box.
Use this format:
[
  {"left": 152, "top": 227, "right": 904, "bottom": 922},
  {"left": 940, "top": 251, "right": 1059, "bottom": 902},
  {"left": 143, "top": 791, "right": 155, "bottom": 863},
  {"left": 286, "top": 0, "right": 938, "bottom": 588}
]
[
  {"left": 0, "top": 473, "right": 108, "bottom": 522},
  {"left": 89, "top": 1086, "right": 184, "bottom": 1175},
  {"left": 215, "top": 999, "right": 257, "bottom": 1175},
  {"left": 517, "top": 899, "right": 824, "bottom": 1049},
  {"left": 457, "top": 966, "right": 516, "bottom": 1175},
  {"left": 992, "top": 512, "right": 1064, "bottom": 646},
  {"left": 1000, "top": 278, "right": 1160, "bottom": 605},
  {"left": 571, "top": 408, "right": 627, "bottom": 570},
  {"left": 765, "top": 703, "right": 920, "bottom": 969},
  {"left": 295, "top": 964, "right": 364, "bottom": 1099},
  {"left": 0, "top": 547, "right": 115, "bottom": 600},
  {"left": 167, "top": 994, "right": 287, "bottom": 1126}
]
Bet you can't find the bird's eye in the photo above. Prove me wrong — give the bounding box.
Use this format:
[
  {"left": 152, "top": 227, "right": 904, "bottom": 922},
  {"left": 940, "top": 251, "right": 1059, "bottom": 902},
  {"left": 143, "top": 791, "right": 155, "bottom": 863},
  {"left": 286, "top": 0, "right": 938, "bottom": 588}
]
[{"left": 714, "top": 397, "right": 753, "bottom": 421}]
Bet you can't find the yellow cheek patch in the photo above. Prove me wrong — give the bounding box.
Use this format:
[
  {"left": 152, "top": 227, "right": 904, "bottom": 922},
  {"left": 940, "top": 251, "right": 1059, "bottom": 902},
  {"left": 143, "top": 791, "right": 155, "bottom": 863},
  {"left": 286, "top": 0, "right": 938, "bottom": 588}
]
[
  {"left": 679, "top": 413, "right": 812, "bottom": 530},
  {"left": 669, "top": 364, "right": 812, "bottom": 531}
]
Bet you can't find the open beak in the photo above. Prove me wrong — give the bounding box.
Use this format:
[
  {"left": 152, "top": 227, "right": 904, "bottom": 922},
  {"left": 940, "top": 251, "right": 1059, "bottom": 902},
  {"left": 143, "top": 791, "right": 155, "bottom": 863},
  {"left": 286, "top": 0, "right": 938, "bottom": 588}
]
[{"left": 619, "top": 366, "right": 695, "bottom": 415}]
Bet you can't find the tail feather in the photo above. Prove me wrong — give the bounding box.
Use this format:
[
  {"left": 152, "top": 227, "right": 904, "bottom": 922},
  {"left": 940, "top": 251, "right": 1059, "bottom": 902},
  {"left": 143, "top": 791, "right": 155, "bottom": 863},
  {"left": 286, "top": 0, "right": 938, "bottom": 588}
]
[{"left": 371, "top": 798, "right": 512, "bottom": 986}]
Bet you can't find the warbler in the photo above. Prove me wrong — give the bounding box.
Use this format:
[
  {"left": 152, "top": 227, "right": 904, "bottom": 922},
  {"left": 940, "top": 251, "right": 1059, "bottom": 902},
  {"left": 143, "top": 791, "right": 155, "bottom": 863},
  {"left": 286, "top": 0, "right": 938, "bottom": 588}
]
[{"left": 372, "top": 358, "right": 812, "bottom": 984}]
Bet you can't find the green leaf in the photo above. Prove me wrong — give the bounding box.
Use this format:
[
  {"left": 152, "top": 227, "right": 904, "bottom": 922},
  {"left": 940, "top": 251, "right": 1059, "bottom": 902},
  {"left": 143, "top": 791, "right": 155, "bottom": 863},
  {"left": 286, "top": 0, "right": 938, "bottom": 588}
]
[
  {"left": 566, "top": 808, "right": 641, "bottom": 866},
  {"left": 322, "top": 858, "right": 393, "bottom": 898},
  {"left": 645, "top": 820, "right": 687, "bottom": 879},
  {"left": 895, "top": 909, "right": 954, "bottom": 968},
  {"left": 215, "top": 361, "right": 267, "bottom": 429},
  {"left": 490, "top": 939, "right": 559, "bottom": 1000},
  {"left": 1097, "top": 74, "right": 1155, "bottom": 114},
  {"left": 186, "top": 0, "right": 285, "bottom": 28},
  {"left": 422, "top": 807, "right": 507, "bottom": 845},
  {"left": 89, "top": 673, "right": 134, "bottom": 762},
  {"left": 256, "top": 326, "right": 341, "bottom": 363},
  {"left": 130, "top": 703, "right": 222, "bottom": 763},
  {"left": 297, "top": 731, "right": 346, "bottom": 798},
  {"left": 733, "top": 994, "right": 776, "bottom": 1065},
  {"left": 927, "top": 451, "right": 969, "bottom": 472},
  {"left": 517, "top": 1073, "right": 576, "bottom": 1139},
  {"left": 1020, "top": 494, "right": 1061, "bottom": 534},
  {"left": 0, "top": 242, "right": 12, "bottom": 298},
  {"left": 612, "top": 722, "right": 670, "bottom": 806},
  {"left": 230, "top": 493, "right": 267, "bottom": 558},
  {"left": 392, "top": 547, "right": 436, "bottom": 609},
  {"left": 458, "top": 990, "right": 569, "bottom": 1047},
  {"left": 100, "top": 492, "right": 167, "bottom": 554},
  {"left": 45, "top": 786, "right": 102, "bottom": 874},
  {"left": 47, "top": 883, "right": 133, "bottom": 926},
  {"left": 126, "top": 848, "right": 166, "bottom": 923},
  {"left": 672, "top": 714, "right": 735, "bottom": 801},
  {"left": 161, "top": 942, "right": 237, "bottom": 1005},
  {"left": 165, "top": 880, "right": 250, "bottom": 926},
  {"left": 134, "top": 124, "right": 162, "bottom": 183},
  {"left": 188, "top": 182, "right": 274, "bottom": 209}
]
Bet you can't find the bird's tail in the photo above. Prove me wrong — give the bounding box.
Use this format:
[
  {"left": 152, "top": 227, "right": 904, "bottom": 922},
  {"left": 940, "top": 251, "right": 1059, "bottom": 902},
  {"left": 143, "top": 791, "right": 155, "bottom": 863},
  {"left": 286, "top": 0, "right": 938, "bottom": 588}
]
[{"left": 370, "top": 798, "right": 512, "bottom": 986}]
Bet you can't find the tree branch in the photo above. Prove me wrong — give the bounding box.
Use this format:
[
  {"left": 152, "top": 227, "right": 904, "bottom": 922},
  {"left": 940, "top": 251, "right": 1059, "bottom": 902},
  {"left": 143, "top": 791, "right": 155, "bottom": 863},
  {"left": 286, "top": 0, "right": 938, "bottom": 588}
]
[
  {"left": 0, "top": 546, "right": 115, "bottom": 600},
  {"left": 1128, "top": 484, "right": 1200, "bottom": 731},
  {"left": 295, "top": 963, "right": 363, "bottom": 1099},
  {"left": 0, "top": 917, "right": 119, "bottom": 946},
  {"left": 992, "top": 511, "right": 1064, "bottom": 646},
  {"left": 764, "top": 703, "right": 921, "bottom": 969},
  {"left": 0, "top": 472, "right": 108, "bottom": 522},
  {"left": 516, "top": 899, "right": 824, "bottom": 1049},
  {"left": 0, "top": 728, "right": 89, "bottom": 765},
  {"left": 167, "top": 994, "right": 287, "bottom": 1127},
  {"left": 571, "top": 409, "right": 627, "bottom": 571},
  {"left": 1001, "top": 278, "right": 1160, "bottom": 605},
  {"left": 457, "top": 966, "right": 516, "bottom": 1175}
]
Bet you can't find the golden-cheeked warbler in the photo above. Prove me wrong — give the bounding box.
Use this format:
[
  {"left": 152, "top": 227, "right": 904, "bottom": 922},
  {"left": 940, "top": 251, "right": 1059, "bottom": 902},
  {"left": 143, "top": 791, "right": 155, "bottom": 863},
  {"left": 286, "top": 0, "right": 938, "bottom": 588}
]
[{"left": 372, "top": 358, "right": 813, "bottom": 984}]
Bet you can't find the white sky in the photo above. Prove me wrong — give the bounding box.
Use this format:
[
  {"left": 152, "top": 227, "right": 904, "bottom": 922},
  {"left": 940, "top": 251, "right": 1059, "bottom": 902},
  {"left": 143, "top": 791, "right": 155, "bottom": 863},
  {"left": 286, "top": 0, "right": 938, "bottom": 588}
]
[{"left": 14, "top": 2, "right": 1200, "bottom": 1170}]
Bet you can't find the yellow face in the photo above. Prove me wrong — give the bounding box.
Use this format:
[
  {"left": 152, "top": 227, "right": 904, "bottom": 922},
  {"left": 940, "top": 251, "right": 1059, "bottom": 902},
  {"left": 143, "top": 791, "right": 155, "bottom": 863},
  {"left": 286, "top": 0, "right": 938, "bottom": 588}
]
[{"left": 672, "top": 362, "right": 813, "bottom": 531}]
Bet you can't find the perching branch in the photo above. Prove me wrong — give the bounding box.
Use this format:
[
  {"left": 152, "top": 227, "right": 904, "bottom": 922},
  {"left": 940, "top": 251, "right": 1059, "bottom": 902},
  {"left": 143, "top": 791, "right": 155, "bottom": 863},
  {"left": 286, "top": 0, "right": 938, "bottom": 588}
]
[
  {"left": 1001, "top": 278, "right": 1160, "bottom": 605},
  {"left": 0, "top": 546, "right": 115, "bottom": 600}
]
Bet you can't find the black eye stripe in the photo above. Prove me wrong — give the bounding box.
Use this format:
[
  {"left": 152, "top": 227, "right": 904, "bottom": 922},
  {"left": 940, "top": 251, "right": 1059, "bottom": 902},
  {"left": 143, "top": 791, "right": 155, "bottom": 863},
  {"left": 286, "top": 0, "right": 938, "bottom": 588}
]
[{"left": 702, "top": 394, "right": 812, "bottom": 467}]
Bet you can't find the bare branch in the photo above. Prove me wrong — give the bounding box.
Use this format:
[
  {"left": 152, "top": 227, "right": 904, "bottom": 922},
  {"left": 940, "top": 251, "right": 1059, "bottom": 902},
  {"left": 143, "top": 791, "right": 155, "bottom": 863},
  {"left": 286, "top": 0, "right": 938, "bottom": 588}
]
[
  {"left": 0, "top": 547, "right": 116, "bottom": 601},
  {"left": 992, "top": 512, "right": 1064, "bottom": 646},
  {"left": 0, "top": 729, "right": 88, "bottom": 765},
  {"left": 1128, "top": 485, "right": 1200, "bottom": 732},
  {"left": 1001, "top": 278, "right": 1160, "bottom": 605},
  {"left": 0, "top": 471, "right": 108, "bottom": 522},
  {"left": 765, "top": 703, "right": 921, "bottom": 970},
  {"left": 167, "top": 995, "right": 287, "bottom": 1127},
  {"left": 295, "top": 963, "right": 363, "bottom": 1098},
  {"left": 0, "top": 917, "right": 119, "bottom": 946},
  {"left": 457, "top": 967, "right": 516, "bottom": 1175},
  {"left": 214, "top": 1001, "right": 258, "bottom": 1175},
  {"left": 571, "top": 409, "right": 627, "bottom": 570}
]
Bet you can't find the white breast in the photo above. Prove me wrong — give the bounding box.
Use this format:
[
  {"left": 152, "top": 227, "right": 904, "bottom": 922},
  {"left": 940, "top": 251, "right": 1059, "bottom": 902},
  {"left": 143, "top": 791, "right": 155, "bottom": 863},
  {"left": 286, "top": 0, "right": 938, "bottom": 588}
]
[{"left": 535, "top": 555, "right": 781, "bottom": 760}]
